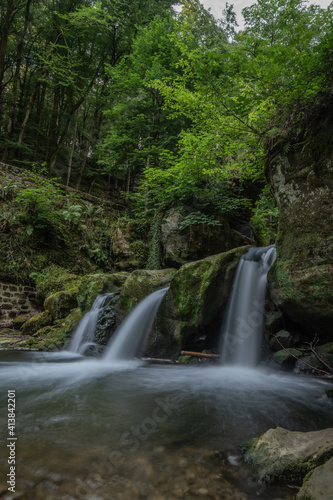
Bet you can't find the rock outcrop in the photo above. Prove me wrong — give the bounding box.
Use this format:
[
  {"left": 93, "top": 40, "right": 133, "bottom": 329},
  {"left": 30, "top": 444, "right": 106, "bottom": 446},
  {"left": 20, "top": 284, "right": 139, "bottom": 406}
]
[
  {"left": 160, "top": 207, "right": 252, "bottom": 268},
  {"left": 147, "top": 246, "right": 250, "bottom": 359},
  {"left": 243, "top": 427, "right": 333, "bottom": 483},
  {"left": 266, "top": 96, "right": 333, "bottom": 340}
]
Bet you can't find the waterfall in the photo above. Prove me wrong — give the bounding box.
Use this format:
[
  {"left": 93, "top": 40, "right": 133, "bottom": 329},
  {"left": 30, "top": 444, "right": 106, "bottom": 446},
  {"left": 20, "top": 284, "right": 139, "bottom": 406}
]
[
  {"left": 219, "top": 245, "right": 277, "bottom": 366},
  {"left": 103, "top": 287, "right": 167, "bottom": 361},
  {"left": 67, "top": 294, "right": 111, "bottom": 354}
]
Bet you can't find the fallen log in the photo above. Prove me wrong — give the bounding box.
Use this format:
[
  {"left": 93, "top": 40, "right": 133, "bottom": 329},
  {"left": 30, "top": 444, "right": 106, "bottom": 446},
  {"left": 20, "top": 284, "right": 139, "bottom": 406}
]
[{"left": 181, "top": 350, "right": 220, "bottom": 358}]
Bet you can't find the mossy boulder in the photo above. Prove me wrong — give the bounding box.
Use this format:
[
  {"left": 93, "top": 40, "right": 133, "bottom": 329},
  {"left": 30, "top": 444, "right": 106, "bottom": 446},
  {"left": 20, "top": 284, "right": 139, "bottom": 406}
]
[
  {"left": 272, "top": 348, "right": 303, "bottom": 366},
  {"left": 242, "top": 427, "right": 333, "bottom": 483},
  {"left": 12, "top": 314, "right": 31, "bottom": 329},
  {"left": 21, "top": 308, "right": 83, "bottom": 350},
  {"left": 160, "top": 207, "right": 253, "bottom": 268},
  {"left": 21, "top": 311, "right": 52, "bottom": 335},
  {"left": 296, "top": 457, "right": 333, "bottom": 500},
  {"left": 111, "top": 272, "right": 131, "bottom": 288},
  {"left": 120, "top": 269, "right": 177, "bottom": 315},
  {"left": 147, "top": 246, "right": 250, "bottom": 359},
  {"left": 269, "top": 330, "right": 294, "bottom": 351},
  {"left": 295, "top": 353, "right": 333, "bottom": 374},
  {"left": 35, "top": 266, "right": 82, "bottom": 299},
  {"left": 266, "top": 96, "right": 333, "bottom": 340},
  {"left": 76, "top": 274, "right": 119, "bottom": 312},
  {"left": 44, "top": 287, "right": 79, "bottom": 320}
]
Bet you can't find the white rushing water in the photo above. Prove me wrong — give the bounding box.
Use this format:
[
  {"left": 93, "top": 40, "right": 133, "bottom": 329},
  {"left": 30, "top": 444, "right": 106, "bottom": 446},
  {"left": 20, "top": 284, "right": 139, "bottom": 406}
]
[
  {"left": 67, "top": 294, "right": 111, "bottom": 354},
  {"left": 104, "top": 287, "right": 168, "bottom": 361},
  {"left": 219, "top": 245, "right": 277, "bottom": 366}
]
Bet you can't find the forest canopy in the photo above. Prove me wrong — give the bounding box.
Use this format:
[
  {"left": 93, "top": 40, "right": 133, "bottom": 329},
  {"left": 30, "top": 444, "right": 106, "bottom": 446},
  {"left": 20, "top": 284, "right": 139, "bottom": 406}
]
[{"left": 1, "top": 0, "right": 332, "bottom": 238}]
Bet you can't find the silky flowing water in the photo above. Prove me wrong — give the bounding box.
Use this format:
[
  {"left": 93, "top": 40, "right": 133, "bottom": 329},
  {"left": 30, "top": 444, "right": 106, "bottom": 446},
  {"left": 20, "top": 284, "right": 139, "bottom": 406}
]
[{"left": 1, "top": 350, "right": 332, "bottom": 499}]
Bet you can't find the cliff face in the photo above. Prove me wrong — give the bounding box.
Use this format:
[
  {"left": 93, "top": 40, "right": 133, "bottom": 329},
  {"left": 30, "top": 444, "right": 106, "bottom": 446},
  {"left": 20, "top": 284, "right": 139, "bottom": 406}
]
[{"left": 266, "top": 95, "right": 333, "bottom": 339}]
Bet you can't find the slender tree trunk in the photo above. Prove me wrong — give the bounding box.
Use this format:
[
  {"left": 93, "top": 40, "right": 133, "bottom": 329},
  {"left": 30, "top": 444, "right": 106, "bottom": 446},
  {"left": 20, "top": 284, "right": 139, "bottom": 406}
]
[
  {"left": 18, "top": 82, "right": 39, "bottom": 145},
  {"left": 2, "top": 0, "right": 32, "bottom": 162},
  {"left": 126, "top": 163, "right": 131, "bottom": 199},
  {"left": 49, "top": 56, "right": 105, "bottom": 174},
  {"left": 75, "top": 107, "right": 99, "bottom": 189},
  {"left": 66, "top": 107, "right": 80, "bottom": 187},
  {"left": 0, "top": 0, "right": 14, "bottom": 97}
]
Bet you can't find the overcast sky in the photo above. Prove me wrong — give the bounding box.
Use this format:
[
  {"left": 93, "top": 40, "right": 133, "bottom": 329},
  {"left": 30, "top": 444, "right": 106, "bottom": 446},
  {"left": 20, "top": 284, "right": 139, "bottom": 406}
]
[{"left": 200, "top": 0, "right": 332, "bottom": 26}]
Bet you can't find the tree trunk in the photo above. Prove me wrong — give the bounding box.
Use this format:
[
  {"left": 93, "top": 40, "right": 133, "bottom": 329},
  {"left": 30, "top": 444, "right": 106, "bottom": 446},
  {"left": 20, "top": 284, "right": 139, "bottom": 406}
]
[
  {"left": 75, "top": 107, "right": 99, "bottom": 190},
  {"left": 2, "top": 0, "right": 32, "bottom": 162},
  {"left": 0, "top": 0, "right": 14, "bottom": 97},
  {"left": 66, "top": 107, "right": 80, "bottom": 187},
  {"left": 18, "top": 82, "right": 39, "bottom": 145}
]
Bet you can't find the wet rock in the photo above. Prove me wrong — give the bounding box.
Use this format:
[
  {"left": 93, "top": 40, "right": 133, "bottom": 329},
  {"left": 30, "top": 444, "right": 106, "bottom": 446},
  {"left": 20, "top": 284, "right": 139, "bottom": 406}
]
[
  {"left": 21, "top": 311, "right": 52, "bottom": 335},
  {"left": 243, "top": 427, "right": 333, "bottom": 483},
  {"left": 269, "top": 330, "right": 294, "bottom": 351},
  {"left": 296, "top": 457, "right": 333, "bottom": 500},
  {"left": 160, "top": 207, "right": 252, "bottom": 268},
  {"left": 120, "top": 268, "right": 177, "bottom": 315},
  {"left": 44, "top": 288, "right": 78, "bottom": 320},
  {"left": 147, "top": 246, "right": 250, "bottom": 359},
  {"left": 94, "top": 294, "right": 121, "bottom": 345},
  {"left": 266, "top": 96, "right": 333, "bottom": 340},
  {"left": 295, "top": 353, "right": 333, "bottom": 374},
  {"left": 76, "top": 274, "right": 119, "bottom": 312},
  {"left": 12, "top": 314, "right": 31, "bottom": 328},
  {"left": 272, "top": 348, "right": 303, "bottom": 368}
]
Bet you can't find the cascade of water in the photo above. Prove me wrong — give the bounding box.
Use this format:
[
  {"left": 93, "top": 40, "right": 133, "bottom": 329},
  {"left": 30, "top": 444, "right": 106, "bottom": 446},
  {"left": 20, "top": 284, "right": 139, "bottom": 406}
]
[
  {"left": 103, "top": 287, "right": 168, "bottom": 361},
  {"left": 219, "top": 245, "right": 277, "bottom": 366},
  {"left": 67, "top": 294, "right": 111, "bottom": 354}
]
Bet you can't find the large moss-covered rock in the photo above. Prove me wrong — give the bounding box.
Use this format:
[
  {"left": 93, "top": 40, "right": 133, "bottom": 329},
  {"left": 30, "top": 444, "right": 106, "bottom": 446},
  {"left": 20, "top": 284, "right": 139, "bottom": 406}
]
[
  {"left": 296, "top": 457, "right": 333, "bottom": 500},
  {"left": 20, "top": 308, "right": 83, "bottom": 350},
  {"left": 36, "top": 266, "right": 82, "bottom": 299},
  {"left": 21, "top": 311, "right": 52, "bottom": 335},
  {"left": 76, "top": 274, "right": 120, "bottom": 312},
  {"left": 44, "top": 287, "right": 79, "bottom": 320},
  {"left": 266, "top": 96, "right": 333, "bottom": 340},
  {"left": 120, "top": 269, "right": 177, "bottom": 315},
  {"left": 160, "top": 207, "right": 253, "bottom": 268},
  {"left": 147, "top": 246, "right": 250, "bottom": 359},
  {"left": 243, "top": 427, "right": 333, "bottom": 483}
]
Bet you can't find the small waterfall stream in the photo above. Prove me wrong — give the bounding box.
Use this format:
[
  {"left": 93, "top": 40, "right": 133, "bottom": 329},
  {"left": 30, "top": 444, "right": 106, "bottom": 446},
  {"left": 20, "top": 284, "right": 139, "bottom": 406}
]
[
  {"left": 219, "top": 245, "right": 277, "bottom": 366},
  {"left": 67, "top": 294, "right": 111, "bottom": 354},
  {"left": 103, "top": 287, "right": 168, "bottom": 361}
]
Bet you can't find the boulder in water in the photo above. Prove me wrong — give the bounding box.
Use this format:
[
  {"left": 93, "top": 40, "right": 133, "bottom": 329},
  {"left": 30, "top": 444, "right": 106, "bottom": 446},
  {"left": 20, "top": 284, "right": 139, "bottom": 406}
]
[
  {"left": 147, "top": 246, "right": 250, "bottom": 359},
  {"left": 242, "top": 427, "right": 333, "bottom": 483},
  {"left": 296, "top": 457, "right": 333, "bottom": 500}
]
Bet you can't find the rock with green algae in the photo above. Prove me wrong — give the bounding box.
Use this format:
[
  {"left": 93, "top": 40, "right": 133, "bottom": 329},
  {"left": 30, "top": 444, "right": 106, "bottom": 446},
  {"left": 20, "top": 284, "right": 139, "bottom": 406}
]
[
  {"left": 272, "top": 348, "right": 303, "bottom": 365},
  {"left": 20, "top": 308, "right": 82, "bottom": 350},
  {"left": 295, "top": 353, "right": 333, "bottom": 374},
  {"left": 120, "top": 269, "right": 177, "bottom": 315},
  {"left": 242, "top": 427, "right": 333, "bottom": 483},
  {"left": 146, "top": 246, "right": 250, "bottom": 360},
  {"left": 21, "top": 311, "right": 52, "bottom": 335},
  {"left": 266, "top": 96, "right": 333, "bottom": 340},
  {"left": 76, "top": 274, "right": 120, "bottom": 312},
  {"left": 44, "top": 287, "right": 79, "bottom": 320},
  {"left": 296, "top": 457, "right": 333, "bottom": 500},
  {"left": 12, "top": 314, "right": 31, "bottom": 329},
  {"left": 178, "top": 355, "right": 199, "bottom": 364}
]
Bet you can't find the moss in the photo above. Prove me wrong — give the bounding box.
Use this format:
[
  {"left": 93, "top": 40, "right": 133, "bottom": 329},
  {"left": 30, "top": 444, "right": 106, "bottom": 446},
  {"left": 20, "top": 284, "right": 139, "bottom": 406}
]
[
  {"left": 120, "top": 269, "right": 177, "bottom": 314},
  {"left": 12, "top": 314, "right": 31, "bottom": 329},
  {"left": 76, "top": 274, "right": 119, "bottom": 312},
  {"left": 273, "top": 348, "right": 303, "bottom": 364},
  {"left": 20, "top": 308, "right": 82, "bottom": 350},
  {"left": 35, "top": 266, "right": 82, "bottom": 299},
  {"left": 178, "top": 355, "right": 199, "bottom": 364},
  {"left": 44, "top": 287, "right": 79, "bottom": 320},
  {"left": 325, "top": 388, "right": 333, "bottom": 398},
  {"left": 21, "top": 311, "right": 53, "bottom": 335}
]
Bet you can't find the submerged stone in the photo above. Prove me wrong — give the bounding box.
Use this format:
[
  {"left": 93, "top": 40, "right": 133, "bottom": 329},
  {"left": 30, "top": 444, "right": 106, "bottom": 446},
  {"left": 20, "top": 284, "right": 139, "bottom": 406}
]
[{"left": 242, "top": 427, "right": 333, "bottom": 483}]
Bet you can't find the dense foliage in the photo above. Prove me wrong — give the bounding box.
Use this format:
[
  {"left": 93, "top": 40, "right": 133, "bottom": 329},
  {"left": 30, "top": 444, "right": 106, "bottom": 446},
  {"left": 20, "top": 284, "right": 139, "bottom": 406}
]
[{"left": 1, "top": 0, "right": 333, "bottom": 244}]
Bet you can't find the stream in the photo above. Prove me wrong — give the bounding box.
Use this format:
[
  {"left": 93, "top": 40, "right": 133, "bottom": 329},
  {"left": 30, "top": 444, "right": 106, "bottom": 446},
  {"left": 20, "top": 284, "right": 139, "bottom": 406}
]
[{"left": 1, "top": 350, "right": 332, "bottom": 499}]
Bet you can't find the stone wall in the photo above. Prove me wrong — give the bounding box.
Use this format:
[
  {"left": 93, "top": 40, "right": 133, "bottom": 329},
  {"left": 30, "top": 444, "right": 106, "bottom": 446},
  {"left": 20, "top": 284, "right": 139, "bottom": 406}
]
[{"left": 0, "top": 282, "right": 38, "bottom": 320}]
